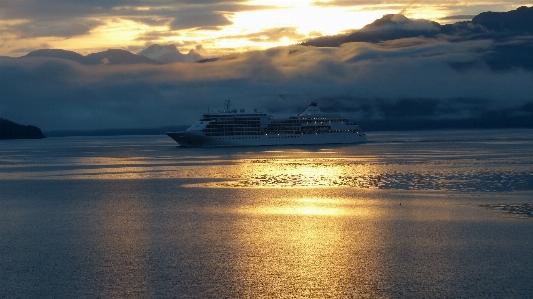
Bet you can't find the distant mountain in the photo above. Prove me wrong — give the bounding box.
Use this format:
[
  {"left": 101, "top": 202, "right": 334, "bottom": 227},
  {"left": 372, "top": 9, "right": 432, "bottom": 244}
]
[
  {"left": 84, "top": 49, "right": 161, "bottom": 65},
  {"left": 472, "top": 6, "right": 533, "bottom": 34},
  {"left": 299, "top": 6, "right": 533, "bottom": 71},
  {"left": 0, "top": 118, "right": 45, "bottom": 140},
  {"left": 24, "top": 49, "right": 161, "bottom": 65},
  {"left": 137, "top": 44, "right": 203, "bottom": 63},
  {"left": 25, "top": 49, "right": 86, "bottom": 64},
  {"left": 303, "top": 14, "right": 441, "bottom": 46},
  {"left": 345, "top": 14, "right": 441, "bottom": 43},
  {"left": 303, "top": 6, "right": 533, "bottom": 47}
]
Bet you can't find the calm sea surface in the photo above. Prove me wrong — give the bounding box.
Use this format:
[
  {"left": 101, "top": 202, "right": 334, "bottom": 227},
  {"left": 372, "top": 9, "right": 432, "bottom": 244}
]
[{"left": 1, "top": 129, "right": 532, "bottom": 298}]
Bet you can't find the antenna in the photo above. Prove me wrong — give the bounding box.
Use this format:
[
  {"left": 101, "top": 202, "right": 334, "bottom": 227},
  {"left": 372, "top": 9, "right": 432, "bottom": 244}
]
[{"left": 224, "top": 100, "right": 230, "bottom": 111}]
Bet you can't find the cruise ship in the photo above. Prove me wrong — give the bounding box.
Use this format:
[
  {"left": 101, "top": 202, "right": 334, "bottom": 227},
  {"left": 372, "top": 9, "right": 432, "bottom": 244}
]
[{"left": 166, "top": 101, "right": 367, "bottom": 147}]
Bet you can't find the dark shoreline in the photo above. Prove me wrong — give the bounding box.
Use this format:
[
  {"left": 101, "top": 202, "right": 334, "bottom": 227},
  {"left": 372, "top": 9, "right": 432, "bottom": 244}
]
[{"left": 0, "top": 118, "right": 45, "bottom": 140}]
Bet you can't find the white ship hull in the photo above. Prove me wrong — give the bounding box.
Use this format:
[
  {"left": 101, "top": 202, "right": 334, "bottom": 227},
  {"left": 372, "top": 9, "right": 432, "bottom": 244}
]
[
  {"left": 167, "top": 131, "right": 367, "bottom": 147},
  {"left": 166, "top": 102, "right": 367, "bottom": 148}
]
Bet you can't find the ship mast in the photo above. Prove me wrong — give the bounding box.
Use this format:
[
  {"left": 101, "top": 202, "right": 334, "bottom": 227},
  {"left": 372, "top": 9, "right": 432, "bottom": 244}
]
[{"left": 224, "top": 100, "right": 230, "bottom": 112}]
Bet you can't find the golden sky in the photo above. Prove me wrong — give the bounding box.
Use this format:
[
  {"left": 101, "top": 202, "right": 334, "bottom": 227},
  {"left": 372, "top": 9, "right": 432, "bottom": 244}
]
[{"left": 0, "top": 1, "right": 532, "bottom": 57}]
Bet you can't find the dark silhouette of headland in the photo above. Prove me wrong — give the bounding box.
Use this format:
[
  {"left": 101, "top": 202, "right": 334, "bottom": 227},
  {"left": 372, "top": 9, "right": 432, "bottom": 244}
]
[{"left": 0, "top": 118, "right": 45, "bottom": 140}]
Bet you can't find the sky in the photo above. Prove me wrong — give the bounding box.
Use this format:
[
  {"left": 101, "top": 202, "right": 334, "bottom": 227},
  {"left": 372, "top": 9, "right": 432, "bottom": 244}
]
[
  {"left": 1, "top": 0, "right": 533, "bottom": 57},
  {"left": 0, "top": 1, "right": 532, "bottom": 133}
]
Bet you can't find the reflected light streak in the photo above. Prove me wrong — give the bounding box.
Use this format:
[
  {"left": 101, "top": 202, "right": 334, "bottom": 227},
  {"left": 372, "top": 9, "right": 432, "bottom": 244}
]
[
  {"left": 251, "top": 200, "right": 346, "bottom": 216},
  {"left": 244, "top": 197, "right": 372, "bottom": 217},
  {"left": 38, "top": 156, "right": 177, "bottom": 180},
  {"left": 226, "top": 157, "right": 379, "bottom": 188},
  {"left": 231, "top": 191, "right": 384, "bottom": 297},
  {"left": 94, "top": 184, "right": 150, "bottom": 298}
]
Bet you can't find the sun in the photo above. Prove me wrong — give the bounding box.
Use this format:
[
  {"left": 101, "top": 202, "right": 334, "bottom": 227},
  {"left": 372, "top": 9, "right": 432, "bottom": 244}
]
[{"left": 227, "top": 1, "right": 399, "bottom": 46}]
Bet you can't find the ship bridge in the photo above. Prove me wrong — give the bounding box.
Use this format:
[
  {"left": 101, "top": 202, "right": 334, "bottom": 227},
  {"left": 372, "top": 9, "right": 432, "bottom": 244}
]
[{"left": 296, "top": 102, "right": 341, "bottom": 120}]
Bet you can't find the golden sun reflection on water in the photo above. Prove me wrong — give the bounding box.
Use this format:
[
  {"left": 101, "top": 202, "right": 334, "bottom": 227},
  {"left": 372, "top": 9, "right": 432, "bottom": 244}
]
[
  {"left": 220, "top": 157, "right": 379, "bottom": 188},
  {"left": 92, "top": 183, "right": 150, "bottom": 298},
  {"left": 241, "top": 197, "right": 373, "bottom": 217},
  {"left": 231, "top": 191, "right": 384, "bottom": 297}
]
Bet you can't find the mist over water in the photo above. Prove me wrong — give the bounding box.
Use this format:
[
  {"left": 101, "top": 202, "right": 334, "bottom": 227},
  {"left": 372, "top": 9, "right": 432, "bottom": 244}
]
[{"left": 1, "top": 129, "right": 532, "bottom": 298}]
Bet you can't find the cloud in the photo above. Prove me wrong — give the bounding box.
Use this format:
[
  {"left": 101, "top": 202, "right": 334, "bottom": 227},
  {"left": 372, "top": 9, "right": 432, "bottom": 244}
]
[
  {"left": 134, "top": 30, "right": 180, "bottom": 42},
  {"left": 169, "top": 11, "right": 233, "bottom": 30},
  {"left": 0, "top": 1, "right": 260, "bottom": 23},
  {"left": 130, "top": 17, "right": 171, "bottom": 27},
  {"left": 1, "top": 36, "right": 533, "bottom": 132},
  {"left": 439, "top": 15, "right": 476, "bottom": 21},
  {"left": 0, "top": 0, "right": 261, "bottom": 55},
  {"left": 1, "top": 0, "right": 531, "bottom": 60},
  {"left": 8, "top": 19, "right": 102, "bottom": 38},
  {"left": 226, "top": 27, "right": 306, "bottom": 43},
  {"left": 9, "top": 43, "right": 51, "bottom": 55},
  {"left": 195, "top": 26, "right": 224, "bottom": 31}
]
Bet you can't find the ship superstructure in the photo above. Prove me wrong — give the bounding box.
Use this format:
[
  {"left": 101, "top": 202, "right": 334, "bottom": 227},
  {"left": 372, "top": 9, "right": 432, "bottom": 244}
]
[{"left": 166, "top": 102, "right": 367, "bottom": 147}]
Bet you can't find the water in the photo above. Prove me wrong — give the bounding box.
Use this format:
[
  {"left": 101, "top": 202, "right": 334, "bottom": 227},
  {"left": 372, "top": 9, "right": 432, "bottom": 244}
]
[{"left": 1, "top": 129, "right": 533, "bottom": 298}]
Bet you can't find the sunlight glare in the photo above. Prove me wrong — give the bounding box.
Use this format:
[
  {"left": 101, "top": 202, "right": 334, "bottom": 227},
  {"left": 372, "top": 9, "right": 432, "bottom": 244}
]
[
  {"left": 239, "top": 196, "right": 374, "bottom": 217},
  {"left": 53, "top": 19, "right": 166, "bottom": 54},
  {"left": 230, "top": 1, "right": 399, "bottom": 46}
]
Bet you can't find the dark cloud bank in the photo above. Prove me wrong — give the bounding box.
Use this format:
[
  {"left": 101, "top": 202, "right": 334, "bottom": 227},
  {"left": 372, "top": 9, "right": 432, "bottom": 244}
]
[
  {"left": 1, "top": 7, "right": 533, "bottom": 135},
  {"left": 0, "top": 0, "right": 250, "bottom": 39}
]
